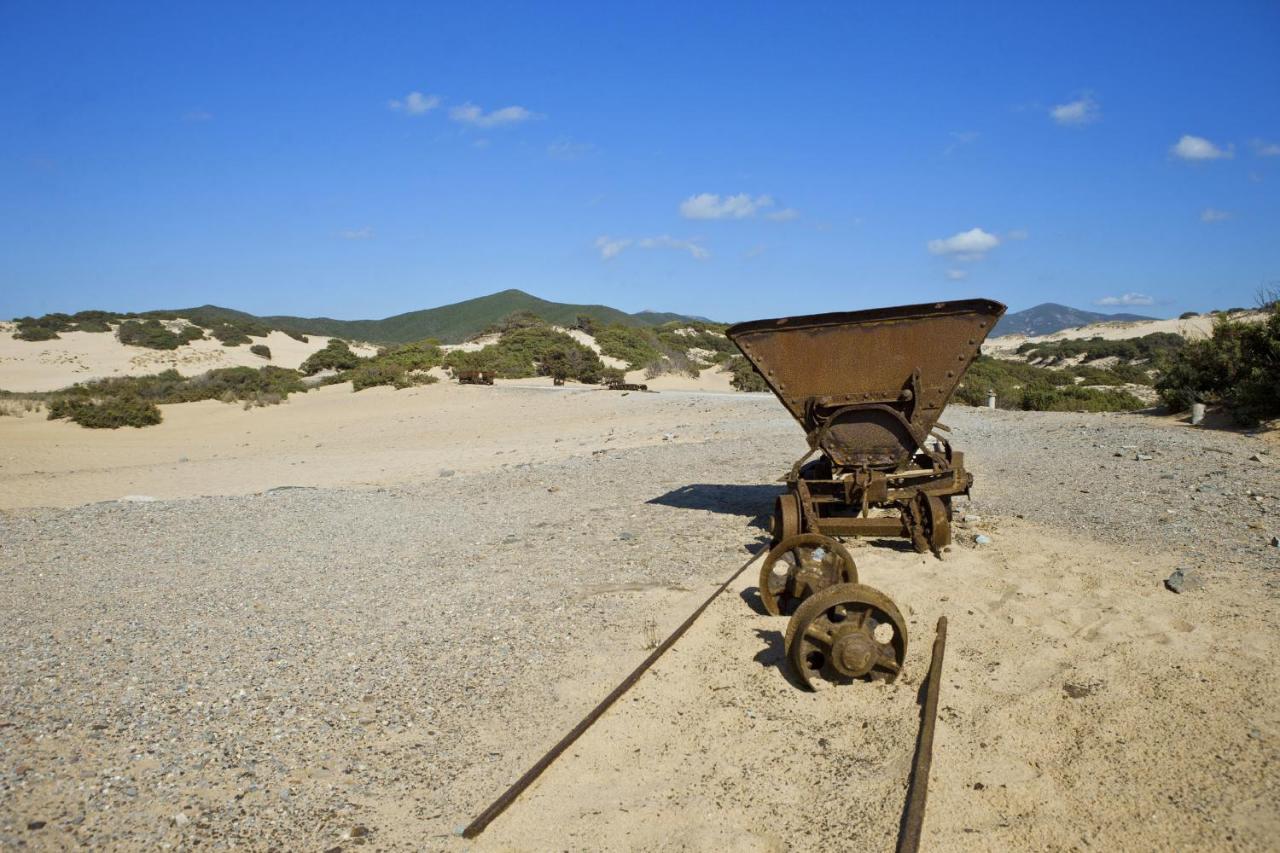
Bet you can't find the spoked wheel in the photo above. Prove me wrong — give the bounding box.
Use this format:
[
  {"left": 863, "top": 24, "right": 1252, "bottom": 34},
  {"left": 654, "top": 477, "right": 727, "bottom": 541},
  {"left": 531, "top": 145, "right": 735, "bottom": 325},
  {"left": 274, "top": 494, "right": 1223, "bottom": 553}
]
[
  {"left": 784, "top": 582, "right": 908, "bottom": 690},
  {"left": 758, "top": 533, "right": 858, "bottom": 616},
  {"left": 906, "top": 493, "right": 951, "bottom": 555},
  {"left": 771, "top": 493, "right": 802, "bottom": 545}
]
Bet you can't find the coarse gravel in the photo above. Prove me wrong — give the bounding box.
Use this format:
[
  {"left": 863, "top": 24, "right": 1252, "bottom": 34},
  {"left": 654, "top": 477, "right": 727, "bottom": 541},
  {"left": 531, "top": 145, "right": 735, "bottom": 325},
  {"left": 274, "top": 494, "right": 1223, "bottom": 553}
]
[{"left": 2, "top": 399, "right": 1278, "bottom": 850}]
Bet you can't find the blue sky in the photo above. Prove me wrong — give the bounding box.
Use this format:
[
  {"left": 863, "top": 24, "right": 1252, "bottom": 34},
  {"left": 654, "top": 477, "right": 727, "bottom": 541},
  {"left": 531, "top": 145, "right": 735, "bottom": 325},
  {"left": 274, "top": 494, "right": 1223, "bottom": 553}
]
[{"left": 2, "top": 2, "right": 1278, "bottom": 322}]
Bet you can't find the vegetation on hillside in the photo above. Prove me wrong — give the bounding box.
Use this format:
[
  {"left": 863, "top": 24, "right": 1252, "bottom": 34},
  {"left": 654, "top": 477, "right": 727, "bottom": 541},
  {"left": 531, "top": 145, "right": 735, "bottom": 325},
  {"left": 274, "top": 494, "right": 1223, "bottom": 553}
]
[
  {"left": 14, "top": 306, "right": 295, "bottom": 350},
  {"left": 446, "top": 322, "right": 607, "bottom": 383},
  {"left": 955, "top": 356, "right": 1144, "bottom": 412},
  {"left": 1156, "top": 305, "right": 1280, "bottom": 424},
  {"left": 116, "top": 319, "right": 205, "bottom": 350},
  {"left": 300, "top": 339, "right": 362, "bottom": 375}
]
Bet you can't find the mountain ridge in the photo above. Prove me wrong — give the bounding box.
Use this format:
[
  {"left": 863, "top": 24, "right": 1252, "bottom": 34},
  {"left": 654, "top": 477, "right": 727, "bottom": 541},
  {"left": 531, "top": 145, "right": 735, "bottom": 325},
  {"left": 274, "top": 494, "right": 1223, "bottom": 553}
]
[
  {"left": 164, "top": 289, "right": 711, "bottom": 344},
  {"left": 992, "top": 302, "right": 1158, "bottom": 337}
]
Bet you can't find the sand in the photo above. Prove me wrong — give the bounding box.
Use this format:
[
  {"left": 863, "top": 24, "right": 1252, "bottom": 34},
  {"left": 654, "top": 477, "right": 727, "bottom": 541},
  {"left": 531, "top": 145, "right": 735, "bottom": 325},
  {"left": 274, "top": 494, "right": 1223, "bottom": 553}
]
[
  {"left": 0, "top": 324, "right": 377, "bottom": 394},
  {"left": 983, "top": 311, "right": 1261, "bottom": 353},
  {"left": 0, "top": 378, "right": 751, "bottom": 509},
  {"left": 1, "top": 388, "right": 1276, "bottom": 850}
]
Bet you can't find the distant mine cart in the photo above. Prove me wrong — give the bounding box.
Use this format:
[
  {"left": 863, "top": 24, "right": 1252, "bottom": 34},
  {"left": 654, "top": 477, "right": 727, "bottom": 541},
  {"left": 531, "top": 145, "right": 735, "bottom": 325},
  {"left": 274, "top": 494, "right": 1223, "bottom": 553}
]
[
  {"left": 553, "top": 377, "right": 565, "bottom": 386},
  {"left": 605, "top": 381, "right": 648, "bottom": 392},
  {"left": 456, "top": 369, "right": 495, "bottom": 385},
  {"left": 727, "top": 298, "right": 1005, "bottom": 688}
]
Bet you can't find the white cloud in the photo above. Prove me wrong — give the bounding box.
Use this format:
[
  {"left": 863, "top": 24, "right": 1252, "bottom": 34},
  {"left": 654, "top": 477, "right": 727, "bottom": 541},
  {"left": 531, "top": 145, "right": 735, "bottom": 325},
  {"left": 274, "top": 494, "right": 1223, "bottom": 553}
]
[
  {"left": 595, "top": 235, "right": 708, "bottom": 261},
  {"left": 388, "top": 92, "right": 441, "bottom": 115},
  {"left": 339, "top": 226, "right": 374, "bottom": 240},
  {"left": 638, "top": 235, "right": 709, "bottom": 260},
  {"left": 449, "top": 103, "right": 537, "bottom": 128},
  {"left": 679, "top": 193, "right": 774, "bottom": 220},
  {"left": 744, "top": 244, "right": 768, "bottom": 259},
  {"left": 927, "top": 227, "right": 1001, "bottom": 259},
  {"left": 182, "top": 109, "right": 213, "bottom": 123},
  {"left": 1200, "top": 207, "right": 1231, "bottom": 222},
  {"left": 1251, "top": 139, "right": 1280, "bottom": 157},
  {"left": 1050, "top": 94, "right": 1100, "bottom": 126},
  {"left": 766, "top": 208, "right": 799, "bottom": 222},
  {"left": 944, "top": 131, "right": 980, "bottom": 155},
  {"left": 547, "top": 138, "right": 595, "bottom": 160},
  {"left": 1095, "top": 293, "right": 1154, "bottom": 307},
  {"left": 1006, "top": 228, "right": 1029, "bottom": 241},
  {"left": 1170, "top": 134, "right": 1233, "bottom": 160},
  {"left": 945, "top": 269, "right": 968, "bottom": 281},
  {"left": 594, "top": 236, "right": 631, "bottom": 260}
]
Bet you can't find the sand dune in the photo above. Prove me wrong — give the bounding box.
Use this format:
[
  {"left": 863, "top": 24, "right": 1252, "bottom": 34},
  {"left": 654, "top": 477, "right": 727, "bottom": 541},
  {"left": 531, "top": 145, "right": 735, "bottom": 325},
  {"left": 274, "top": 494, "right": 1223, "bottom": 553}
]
[
  {"left": 984, "top": 311, "right": 1258, "bottom": 353},
  {"left": 0, "top": 323, "right": 377, "bottom": 393}
]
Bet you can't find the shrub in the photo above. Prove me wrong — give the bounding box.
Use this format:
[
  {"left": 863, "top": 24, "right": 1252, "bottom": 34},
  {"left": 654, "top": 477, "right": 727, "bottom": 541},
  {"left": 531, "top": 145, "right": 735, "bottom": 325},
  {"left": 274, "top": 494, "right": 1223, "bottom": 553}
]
[
  {"left": 348, "top": 362, "right": 439, "bottom": 391},
  {"left": 117, "top": 319, "right": 202, "bottom": 350},
  {"left": 300, "top": 339, "right": 361, "bottom": 375},
  {"left": 446, "top": 325, "right": 605, "bottom": 382},
  {"left": 727, "top": 356, "right": 770, "bottom": 392},
  {"left": 1179, "top": 311, "right": 1200, "bottom": 320},
  {"left": 284, "top": 329, "right": 309, "bottom": 343},
  {"left": 1156, "top": 310, "right": 1280, "bottom": 424},
  {"left": 595, "top": 325, "right": 662, "bottom": 369},
  {"left": 1020, "top": 386, "right": 1144, "bottom": 412},
  {"left": 13, "top": 323, "right": 61, "bottom": 341},
  {"left": 250, "top": 344, "right": 272, "bottom": 360},
  {"left": 48, "top": 396, "right": 162, "bottom": 428}
]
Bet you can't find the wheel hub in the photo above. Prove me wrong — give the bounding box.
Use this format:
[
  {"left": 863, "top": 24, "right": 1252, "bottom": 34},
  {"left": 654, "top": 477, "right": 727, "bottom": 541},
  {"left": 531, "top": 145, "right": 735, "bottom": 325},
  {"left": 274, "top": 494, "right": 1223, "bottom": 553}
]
[{"left": 831, "top": 629, "right": 879, "bottom": 677}]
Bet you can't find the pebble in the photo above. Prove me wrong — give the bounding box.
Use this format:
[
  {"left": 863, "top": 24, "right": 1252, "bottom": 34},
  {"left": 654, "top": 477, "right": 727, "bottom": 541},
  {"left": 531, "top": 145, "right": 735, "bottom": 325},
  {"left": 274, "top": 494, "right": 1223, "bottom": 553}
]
[
  {"left": 619, "top": 532, "right": 636, "bottom": 541},
  {"left": 438, "top": 469, "right": 456, "bottom": 478},
  {"left": 1164, "top": 567, "right": 1204, "bottom": 594},
  {"left": 974, "top": 534, "right": 992, "bottom": 545}
]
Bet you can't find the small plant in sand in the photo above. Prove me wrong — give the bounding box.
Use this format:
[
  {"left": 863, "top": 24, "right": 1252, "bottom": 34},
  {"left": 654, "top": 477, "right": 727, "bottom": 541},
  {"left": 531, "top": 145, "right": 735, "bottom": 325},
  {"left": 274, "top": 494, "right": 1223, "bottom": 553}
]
[
  {"left": 250, "top": 344, "right": 272, "bottom": 360},
  {"left": 300, "top": 339, "right": 362, "bottom": 375},
  {"left": 116, "top": 319, "right": 204, "bottom": 350},
  {"left": 47, "top": 396, "right": 162, "bottom": 429}
]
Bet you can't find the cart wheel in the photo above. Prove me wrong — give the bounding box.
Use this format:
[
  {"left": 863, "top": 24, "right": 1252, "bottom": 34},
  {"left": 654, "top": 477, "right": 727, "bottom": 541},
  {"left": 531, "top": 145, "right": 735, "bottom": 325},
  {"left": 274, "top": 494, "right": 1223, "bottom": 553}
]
[
  {"left": 772, "top": 494, "right": 801, "bottom": 545},
  {"left": 784, "top": 582, "right": 908, "bottom": 690},
  {"left": 925, "top": 494, "right": 951, "bottom": 552},
  {"left": 758, "top": 533, "right": 858, "bottom": 616}
]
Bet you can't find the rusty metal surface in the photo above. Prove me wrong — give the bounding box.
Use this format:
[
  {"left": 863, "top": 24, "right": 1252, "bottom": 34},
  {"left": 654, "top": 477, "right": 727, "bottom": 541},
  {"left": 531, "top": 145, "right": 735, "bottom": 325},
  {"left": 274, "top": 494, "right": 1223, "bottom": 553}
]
[
  {"left": 605, "top": 381, "right": 648, "bottom": 392},
  {"left": 456, "top": 369, "right": 495, "bottom": 385},
  {"left": 758, "top": 533, "right": 857, "bottom": 616},
  {"left": 897, "top": 615, "right": 948, "bottom": 853},
  {"left": 727, "top": 299, "right": 1005, "bottom": 469},
  {"left": 783, "top": 581, "right": 908, "bottom": 689},
  {"left": 732, "top": 299, "right": 1003, "bottom": 554}
]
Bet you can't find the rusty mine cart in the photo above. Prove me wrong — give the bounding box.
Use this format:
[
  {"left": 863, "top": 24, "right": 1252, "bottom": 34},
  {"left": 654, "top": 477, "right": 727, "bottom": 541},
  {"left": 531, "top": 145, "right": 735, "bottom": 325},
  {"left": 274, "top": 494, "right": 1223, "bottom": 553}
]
[{"left": 726, "top": 299, "right": 1005, "bottom": 688}]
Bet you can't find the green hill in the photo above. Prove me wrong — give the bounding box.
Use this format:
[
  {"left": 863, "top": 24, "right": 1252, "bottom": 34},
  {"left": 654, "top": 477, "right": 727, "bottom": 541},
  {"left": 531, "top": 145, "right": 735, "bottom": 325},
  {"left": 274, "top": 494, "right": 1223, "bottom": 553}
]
[{"left": 165, "top": 290, "right": 707, "bottom": 344}]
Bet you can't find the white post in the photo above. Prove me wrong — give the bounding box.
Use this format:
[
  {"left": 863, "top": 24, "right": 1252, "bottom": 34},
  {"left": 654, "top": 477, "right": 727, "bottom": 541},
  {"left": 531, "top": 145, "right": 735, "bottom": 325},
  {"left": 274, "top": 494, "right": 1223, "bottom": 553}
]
[
  {"left": 986, "top": 390, "right": 997, "bottom": 410},
  {"left": 1190, "top": 403, "right": 1205, "bottom": 425}
]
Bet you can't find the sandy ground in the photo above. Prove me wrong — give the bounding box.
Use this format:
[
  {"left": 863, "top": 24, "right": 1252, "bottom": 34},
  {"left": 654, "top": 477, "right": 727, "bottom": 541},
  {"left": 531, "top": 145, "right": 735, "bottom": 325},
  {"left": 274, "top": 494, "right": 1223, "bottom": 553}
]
[
  {"left": 984, "top": 311, "right": 1262, "bottom": 353},
  {"left": 1, "top": 384, "right": 1278, "bottom": 851},
  {"left": 0, "top": 324, "right": 377, "bottom": 393},
  {"left": 0, "top": 379, "right": 746, "bottom": 509}
]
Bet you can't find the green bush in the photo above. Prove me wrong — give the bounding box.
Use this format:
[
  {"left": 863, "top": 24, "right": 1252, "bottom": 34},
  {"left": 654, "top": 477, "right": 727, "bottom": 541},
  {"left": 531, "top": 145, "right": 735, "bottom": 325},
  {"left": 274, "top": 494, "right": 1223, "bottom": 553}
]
[
  {"left": 117, "top": 319, "right": 203, "bottom": 350},
  {"left": 300, "top": 339, "right": 361, "bottom": 375},
  {"left": 13, "top": 322, "right": 61, "bottom": 341},
  {"left": 1015, "top": 333, "right": 1184, "bottom": 367},
  {"left": 348, "top": 362, "right": 439, "bottom": 391},
  {"left": 446, "top": 324, "right": 605, "bottom": 382},
  {"left": 48, "top": 396, "right": 162, "bottom": 428},
  {"left": 1020, "top": 386, "right": 1144, "bottom": 412},
  {"left": 595, "top": 325, "right": 662, "bottom": 369},
  {"left": 1156, "top": 310, "right": 1280, "bottom": 424},
  {"left": 250, "top": 344, "right": 272, "bottom": 359},
  {"left": 655, "top": 322, "right": 737, "bottom": 362},
  {"left": 727, "top": 356, "right": 769, "bottom": 392},
  {"left": 1179, "top": 311, "right": 1200, "bottom": 320}
]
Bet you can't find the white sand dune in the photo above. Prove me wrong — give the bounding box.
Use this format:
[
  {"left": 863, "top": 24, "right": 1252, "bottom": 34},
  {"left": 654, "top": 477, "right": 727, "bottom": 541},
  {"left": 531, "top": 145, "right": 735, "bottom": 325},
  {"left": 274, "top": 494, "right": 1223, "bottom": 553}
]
[
  {"left": 0, "top": 322, "right": 376, "bottom": 393},
  {"left": 985, "top": 311, "right": 1260, "bottom": 353}
]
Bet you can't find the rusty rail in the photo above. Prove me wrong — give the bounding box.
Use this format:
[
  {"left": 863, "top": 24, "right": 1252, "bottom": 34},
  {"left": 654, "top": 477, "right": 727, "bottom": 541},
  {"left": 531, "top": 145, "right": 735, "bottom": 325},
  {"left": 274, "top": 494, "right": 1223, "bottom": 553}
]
[
  {"left": 461, "top": 548, "right": 765, "bottom": 838},
  {"left": 897, "top": 615, "right": 948, "bottom": 853}
]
